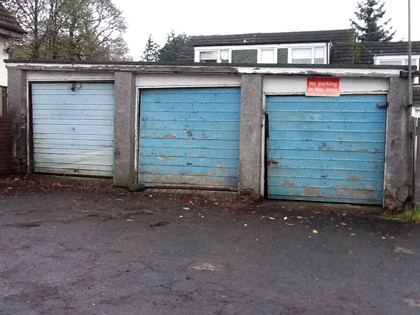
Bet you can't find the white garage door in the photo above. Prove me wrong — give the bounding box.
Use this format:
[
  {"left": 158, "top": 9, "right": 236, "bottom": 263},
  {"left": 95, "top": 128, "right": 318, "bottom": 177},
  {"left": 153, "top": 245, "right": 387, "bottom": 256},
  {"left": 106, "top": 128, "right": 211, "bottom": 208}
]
[{"left": 32, "top": 83, "right": 115, "bottom": 177}]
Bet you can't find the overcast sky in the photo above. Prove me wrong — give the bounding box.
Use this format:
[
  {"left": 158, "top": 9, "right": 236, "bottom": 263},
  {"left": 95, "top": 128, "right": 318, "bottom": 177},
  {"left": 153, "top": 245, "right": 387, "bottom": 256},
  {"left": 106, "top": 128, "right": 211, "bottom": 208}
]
[{"left": 113, "top": 0, "right": 420, "bottom": 60}]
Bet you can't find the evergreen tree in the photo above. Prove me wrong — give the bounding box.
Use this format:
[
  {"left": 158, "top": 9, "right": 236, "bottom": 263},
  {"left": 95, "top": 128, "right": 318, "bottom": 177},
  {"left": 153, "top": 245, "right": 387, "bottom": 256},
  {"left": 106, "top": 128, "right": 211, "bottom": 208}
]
[
  {"left": 350, "top": 0, "right": 395, "bottom": 41},
  {"left": 158, "top": 31, "right": 187, "bottom": 62},
  {"left": 141, "top": 35, "right": 159, "bottom": 62}
]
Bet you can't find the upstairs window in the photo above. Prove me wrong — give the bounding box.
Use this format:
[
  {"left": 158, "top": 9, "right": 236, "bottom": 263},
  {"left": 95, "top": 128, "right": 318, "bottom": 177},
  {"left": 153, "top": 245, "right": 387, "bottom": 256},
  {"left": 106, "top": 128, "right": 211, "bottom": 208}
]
[
  {"left": 260, "top": 49, "right": 276, "bottom": 63},
  {"left": 374, "top": 55, "right": 420, "bottom": 67},
  {"left": 291, "top": 48, "right": 312, "bottom": 64},
  {"left": 374, "top": 55, "right": 420, "bottom": 84},
  {"left": 290, "top": 46, "right": 327, "bottom": 64},
  {"left": 198, "top": 49, "right": 229, "bottom": 63}
]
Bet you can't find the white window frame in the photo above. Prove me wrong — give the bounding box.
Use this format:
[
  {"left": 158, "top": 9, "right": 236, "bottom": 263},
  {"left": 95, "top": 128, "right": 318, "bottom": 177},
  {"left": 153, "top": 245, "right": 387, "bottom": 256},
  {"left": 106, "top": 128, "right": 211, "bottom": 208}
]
[
  {"left": 288, "top": 43, "right": 328, "bottom": 65},
  {"left": 374, "top": 55, "right": 420, "bottom": 67},
  {"left": 194, "top": 43, "right": 330, "bottom": 64},
  {"left": 258, "top": 48, "right": 277, "bottom": 64},
  {"left": 374, "top": 55, "right": 420, "bottom": 84},
  {"left": 196, "top": 49, "right": 230, "bottom": 63}
]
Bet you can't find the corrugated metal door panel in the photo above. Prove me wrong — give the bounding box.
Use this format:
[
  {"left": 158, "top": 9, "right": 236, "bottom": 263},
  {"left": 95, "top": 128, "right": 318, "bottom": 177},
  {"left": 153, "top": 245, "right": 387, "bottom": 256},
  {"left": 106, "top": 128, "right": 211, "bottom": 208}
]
[
  {"left": 139, "top": 88, "right": 240, "bottom": 190},
  {"left": 267, "top": 95, "right": 386, "bottom": 205},
  {"left": 32, "top": 83, "right": 115, "bottom": 177}
]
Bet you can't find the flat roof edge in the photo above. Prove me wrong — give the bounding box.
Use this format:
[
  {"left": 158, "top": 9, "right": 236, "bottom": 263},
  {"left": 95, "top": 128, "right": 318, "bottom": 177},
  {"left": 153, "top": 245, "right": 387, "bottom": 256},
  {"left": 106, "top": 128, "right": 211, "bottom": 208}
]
[{"left": 5, "top": 60, "right": 407, "bottom": 78}]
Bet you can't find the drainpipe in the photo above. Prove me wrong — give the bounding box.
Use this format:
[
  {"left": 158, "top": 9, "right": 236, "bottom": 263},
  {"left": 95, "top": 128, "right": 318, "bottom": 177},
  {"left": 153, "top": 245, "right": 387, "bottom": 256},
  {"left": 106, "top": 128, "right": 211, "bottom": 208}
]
[
  {"left": 408, "top": 0, "right": 413, "bottom": 106},
  {"left": 407, "top": 0, "right": 415, "bottom": 205}
]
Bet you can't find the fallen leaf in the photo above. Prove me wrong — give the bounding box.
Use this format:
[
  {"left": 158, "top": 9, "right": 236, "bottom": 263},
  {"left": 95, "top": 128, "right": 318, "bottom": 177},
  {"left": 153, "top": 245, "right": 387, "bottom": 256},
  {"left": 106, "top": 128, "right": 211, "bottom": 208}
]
[
  {"left": 313, "top": 230, "right": 318, "bottom": 234},
  {"left": 394, "top": 247, "right": 416, "bottom": 255},
  {"left": 192, "top": 263, "right": 217, "bottom": 272}
]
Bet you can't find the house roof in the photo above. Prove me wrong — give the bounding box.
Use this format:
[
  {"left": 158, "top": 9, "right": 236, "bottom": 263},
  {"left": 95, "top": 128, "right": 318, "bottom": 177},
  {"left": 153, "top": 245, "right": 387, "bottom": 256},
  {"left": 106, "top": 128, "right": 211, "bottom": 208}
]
[
  {"left": 178, "top": 29, "right": 356, "bottom": 64},
  {"left": 0, "top": 4, "right": 24, "bottom": 37},
  {"left": 357, "top": 41, "right": 420, "bottom": 64}
]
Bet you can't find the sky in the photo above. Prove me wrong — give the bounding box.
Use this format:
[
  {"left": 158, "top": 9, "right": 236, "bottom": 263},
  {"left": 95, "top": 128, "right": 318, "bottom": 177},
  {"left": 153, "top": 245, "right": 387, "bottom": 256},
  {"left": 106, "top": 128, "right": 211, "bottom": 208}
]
[{"left": 113, "top": 0, "right": 420, "bottom": 60}]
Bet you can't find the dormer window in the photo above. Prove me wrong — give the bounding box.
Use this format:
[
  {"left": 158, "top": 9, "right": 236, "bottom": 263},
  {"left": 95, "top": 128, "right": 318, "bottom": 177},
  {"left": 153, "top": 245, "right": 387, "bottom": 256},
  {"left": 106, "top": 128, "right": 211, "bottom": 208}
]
[
  {"left": 374, "top": 55, "right": 420, "bottom": 84},
  {"left": 194, "top": 43, "right": 330, "bottom": 65}
]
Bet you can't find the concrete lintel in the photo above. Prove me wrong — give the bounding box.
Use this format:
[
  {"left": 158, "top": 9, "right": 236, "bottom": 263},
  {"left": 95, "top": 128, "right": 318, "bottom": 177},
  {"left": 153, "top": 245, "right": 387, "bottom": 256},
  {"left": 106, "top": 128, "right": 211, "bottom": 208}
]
[
  {"left": 113, "top": 71, "right": 137, "bottom": 187},
  {"left": 236, "top": 67, "right": 403, "bottom": 78},
  {"left": 239, "top": 74, "right": 264, "bottom": 199}
]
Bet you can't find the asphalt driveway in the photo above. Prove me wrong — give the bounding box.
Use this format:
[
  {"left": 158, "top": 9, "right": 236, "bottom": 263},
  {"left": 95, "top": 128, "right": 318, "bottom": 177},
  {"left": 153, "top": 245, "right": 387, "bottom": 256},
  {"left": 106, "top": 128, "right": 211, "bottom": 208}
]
[{"left": 0, "top": 178, "right": 419, "bottom": 315}]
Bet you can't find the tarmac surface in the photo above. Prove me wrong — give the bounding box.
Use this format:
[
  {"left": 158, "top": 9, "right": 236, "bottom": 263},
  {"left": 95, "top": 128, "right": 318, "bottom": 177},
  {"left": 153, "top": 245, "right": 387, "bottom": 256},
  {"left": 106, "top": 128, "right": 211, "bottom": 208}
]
[{"left": 0, "top": 177, "right": 419, "bottom": 315}]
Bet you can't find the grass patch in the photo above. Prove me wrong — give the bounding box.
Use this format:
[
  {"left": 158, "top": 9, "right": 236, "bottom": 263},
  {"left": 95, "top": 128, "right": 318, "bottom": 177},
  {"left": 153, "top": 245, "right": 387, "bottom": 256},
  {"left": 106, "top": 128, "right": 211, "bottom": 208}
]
[
  {"left": 382, "top": 206, "right": 420, "bottom": 223},
  {"left": 107, "top": 213, "right": 119, "bottom": 219}
]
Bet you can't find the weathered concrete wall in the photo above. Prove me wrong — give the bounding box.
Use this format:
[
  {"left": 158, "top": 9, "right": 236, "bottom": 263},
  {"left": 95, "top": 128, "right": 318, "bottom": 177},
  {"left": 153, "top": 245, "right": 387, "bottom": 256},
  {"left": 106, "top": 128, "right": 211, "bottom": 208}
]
[
  {"left": 8, "top": 69, "right": 27, "bottom": 174},
  {"left": 0, "top": 117, "right": 12, "bottom": 176},
  {"left": 113, "top": 71, "right": 137, "bottom": 187},
  {"left": 385, "top": 77, "right": 411, "bottom": 209},
  {"left": 239, "top": 74, "right": 264, "bottom": 199}
]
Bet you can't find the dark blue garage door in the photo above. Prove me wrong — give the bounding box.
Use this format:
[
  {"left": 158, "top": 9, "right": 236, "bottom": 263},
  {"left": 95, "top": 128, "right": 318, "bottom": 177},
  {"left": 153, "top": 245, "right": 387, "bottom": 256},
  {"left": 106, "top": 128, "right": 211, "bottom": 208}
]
[{"left": 266, "top": 95, "right": 387, "bottom": 205}]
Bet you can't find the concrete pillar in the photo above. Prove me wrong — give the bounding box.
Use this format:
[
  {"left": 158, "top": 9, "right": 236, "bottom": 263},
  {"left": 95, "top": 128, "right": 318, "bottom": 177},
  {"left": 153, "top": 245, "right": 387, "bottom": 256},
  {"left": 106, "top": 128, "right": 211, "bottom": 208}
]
[
  {"left": 113, "top": 71, "right": 137, "bottom": 187},
  {"left": 7, "top": 69, "right": 27, "bottom": 174},
  {"left": 385, "top": 77, "right": 411, "bottom": 209},
  {"left": 239, "top": 74, "right": 264, "bottom": 199}
]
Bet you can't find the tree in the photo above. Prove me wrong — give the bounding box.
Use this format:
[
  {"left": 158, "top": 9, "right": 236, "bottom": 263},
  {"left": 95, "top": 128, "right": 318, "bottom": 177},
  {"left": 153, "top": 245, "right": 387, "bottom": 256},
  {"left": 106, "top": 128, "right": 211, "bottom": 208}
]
[
  {"left": 158, "top": 31, "right": 187, "bottom": 62},
  {"left": 3, "top": 0, "right": 129, "bottom": 61},
  {"left": 350, "top": 0, "right": 395, "bottom": 41},
  {"left": 141, "top": 35, "right": 159, "bottom": 62}
]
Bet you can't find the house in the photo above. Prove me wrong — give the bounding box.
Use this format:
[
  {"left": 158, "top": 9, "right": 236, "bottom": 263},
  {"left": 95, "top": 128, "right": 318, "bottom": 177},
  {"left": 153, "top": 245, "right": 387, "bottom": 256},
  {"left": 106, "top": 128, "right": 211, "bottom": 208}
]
[
  {"left": 356, "top": 41, "right": 420, "bottom": 68},
  {"left": 178, "top": 29, "right": 356, "bottom": 65},
  {"left": 0, "top": 4, "right": 24, "bottom": 116},
  {"left": 179, "top": 29, "right": 420, "bottom": 105},
  {"left": 179, "top": 29, "right": 419, "bottom": 84},
  {"left": 0, "top": 4, "right": 23, "bottom": 175}
]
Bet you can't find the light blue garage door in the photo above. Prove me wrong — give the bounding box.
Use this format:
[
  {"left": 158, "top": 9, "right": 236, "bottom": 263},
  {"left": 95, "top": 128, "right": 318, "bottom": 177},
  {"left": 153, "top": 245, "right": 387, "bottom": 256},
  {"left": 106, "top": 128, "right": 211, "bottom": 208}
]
[
  {"left": 139, "top": 88, "right": 240, "bottom": 190},
  {"left": 32, "top": 83, "right": 115, "bottom": 177},
  {"left": 266, "top": 95, "right": 387, "bottom": 205}
]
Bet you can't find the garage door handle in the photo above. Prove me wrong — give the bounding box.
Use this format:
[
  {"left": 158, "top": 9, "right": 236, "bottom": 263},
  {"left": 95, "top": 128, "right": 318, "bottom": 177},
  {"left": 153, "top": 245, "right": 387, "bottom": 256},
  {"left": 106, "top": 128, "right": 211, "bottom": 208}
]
[{"left": 377, "top": 102, "right": 388, "bottom": 108}]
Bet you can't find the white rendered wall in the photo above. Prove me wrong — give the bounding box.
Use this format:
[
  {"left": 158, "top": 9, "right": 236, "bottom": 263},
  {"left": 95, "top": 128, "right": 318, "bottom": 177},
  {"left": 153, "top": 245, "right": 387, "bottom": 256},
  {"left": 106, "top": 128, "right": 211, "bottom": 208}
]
[
  {"left": 136, "top": 74, "right": 241, "bottom": 88},
  {"left": 0, "top": 35, "right": 9, "bottom": 86}
]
